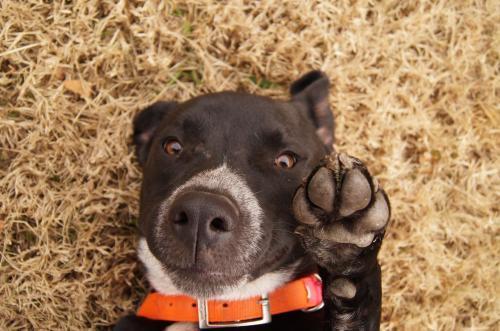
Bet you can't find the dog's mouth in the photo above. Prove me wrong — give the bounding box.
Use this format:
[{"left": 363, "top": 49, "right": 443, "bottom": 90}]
[
  {"left": 138, "top": 237, "right": 248, "bottom": 297},
  {"left": 178, "top": 267, "right": 225, "bottom": 276},
  {"left": 175, "top": 267, "right": 243, "bottom": 281},
  {"left": 167, "top": 262, "right": 246, "bottom": 280},
  {"left": 165, "top": 263, "right": 248, "bottom": 298},
  {"left": 154, "top": 238, "right": 304, "bottom": 298}
]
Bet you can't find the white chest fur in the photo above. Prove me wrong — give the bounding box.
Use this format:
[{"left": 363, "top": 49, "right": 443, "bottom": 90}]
[{"left": 165, "top": 322, "right": 198, "bottom": 331}]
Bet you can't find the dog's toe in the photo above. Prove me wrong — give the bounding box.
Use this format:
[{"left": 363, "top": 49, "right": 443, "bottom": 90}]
[
  {"left": 339, "top": 168, "right": 371, "bottom": 217},
  {"left": 354, "top": 190, "right": 390, "bottom": 234},
  {"left": 293, "top": 187, "right": 320, "bottom": 225},
  {"left": 307, "top": 166, "right": 336, "bottom": 213}
]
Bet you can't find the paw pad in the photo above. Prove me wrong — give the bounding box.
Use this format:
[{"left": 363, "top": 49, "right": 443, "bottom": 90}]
[
  {"left": 293, "top": 153, "right": 390, "bottom": 248},
  {"left": 330, "top": 278, "right": 356, "bottom": 299}
]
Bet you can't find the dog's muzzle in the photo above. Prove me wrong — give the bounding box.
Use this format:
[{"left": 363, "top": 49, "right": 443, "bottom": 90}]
[{"left": 169, "top": 191, "right": 239, "bottom": 250}]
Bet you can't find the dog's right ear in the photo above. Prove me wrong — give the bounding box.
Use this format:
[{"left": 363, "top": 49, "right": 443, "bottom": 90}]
[
  {"left": 290, "top": 71, "right": 334, "bottom": 151},
  {"left": 132, "top": 101, "right": 177, "bottom": 166}
]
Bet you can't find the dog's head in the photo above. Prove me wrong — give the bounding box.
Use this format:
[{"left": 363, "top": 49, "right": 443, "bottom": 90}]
[{"left": 133, "top": 71, "right": 334, "bottom": 298}]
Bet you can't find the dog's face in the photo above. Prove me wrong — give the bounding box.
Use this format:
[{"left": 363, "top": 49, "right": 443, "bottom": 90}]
[{"left": 133, "top": 71, "right": 334, "bottom": 297}]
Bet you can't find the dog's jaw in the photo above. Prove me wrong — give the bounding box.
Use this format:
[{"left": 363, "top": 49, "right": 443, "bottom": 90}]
[
  {"left": 138, "top": 237, "right": 300, "bottom": 300},
  {"left": 137, "top": 238, "right": 184, "bottom": 296}
]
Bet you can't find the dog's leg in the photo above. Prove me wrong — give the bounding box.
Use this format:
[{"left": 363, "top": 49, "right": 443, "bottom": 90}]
[{"left": 293, "top": 152, "right": 390, "bottom": 331}]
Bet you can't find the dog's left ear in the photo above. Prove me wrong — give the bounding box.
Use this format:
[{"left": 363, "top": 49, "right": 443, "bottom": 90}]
[
  {"left": 290, "top": 70, "right": 334, "bottom": 150},
  {"left": 132, "top": 101, "right": 177, "bottom": 166}
]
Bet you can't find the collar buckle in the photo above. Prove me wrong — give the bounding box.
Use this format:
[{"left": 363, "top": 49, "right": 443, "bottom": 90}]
[
  {"left": 197, "top": 294, "right": 272, "bottom": 329},
  {"left": 301, "top": 273, "right": 325, "bottom": 313}
]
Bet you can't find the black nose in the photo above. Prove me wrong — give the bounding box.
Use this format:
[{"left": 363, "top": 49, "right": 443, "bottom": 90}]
[{"left": 169, "top": 191, "right": 239, "bottom": 247}]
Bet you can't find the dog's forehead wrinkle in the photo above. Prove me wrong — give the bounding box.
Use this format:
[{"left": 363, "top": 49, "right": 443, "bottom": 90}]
[
  {"left": 169, "top": 101, "right": 312, "bottom": 160},
  {"left": 181, "top": 93, "right": 289, "bottom": 128}
]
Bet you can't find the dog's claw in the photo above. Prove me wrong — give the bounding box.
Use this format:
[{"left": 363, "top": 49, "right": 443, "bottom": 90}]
[{"left": 293, "top": 152, "right": 390, "bottom": 248}]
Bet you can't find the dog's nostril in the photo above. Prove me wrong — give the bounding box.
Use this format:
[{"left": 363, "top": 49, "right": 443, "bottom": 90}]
[
  {"left": 210, "top": 217, "right": 229, "bottom": 232},
  {"left": 173, "top": 211, "right": 189, "bottom": 225}
]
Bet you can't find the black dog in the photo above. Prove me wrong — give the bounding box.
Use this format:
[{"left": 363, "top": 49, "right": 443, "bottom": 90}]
[{"left": 115, "top": 71, "right": 390, "bottom": 331}]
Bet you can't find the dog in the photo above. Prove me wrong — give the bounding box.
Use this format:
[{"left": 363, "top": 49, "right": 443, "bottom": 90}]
[{"left": 115, "top": 71, "right": 390, "bottom": 331}]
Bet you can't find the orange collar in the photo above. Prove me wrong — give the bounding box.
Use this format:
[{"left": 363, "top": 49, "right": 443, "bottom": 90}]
[{"left": 137, "top": 273, "right": 323, "bottom": 328}]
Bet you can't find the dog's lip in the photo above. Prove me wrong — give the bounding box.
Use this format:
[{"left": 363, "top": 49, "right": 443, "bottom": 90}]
[
  {"left": 171, "top": 265, "right": 243, "bottom": 279},
  {"left": 183, "top": 267, "right": 223, "bottom": 275}
]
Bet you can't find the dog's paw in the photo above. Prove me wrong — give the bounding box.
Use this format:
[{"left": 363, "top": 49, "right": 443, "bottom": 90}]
[{"left": 293, "top": 152, "right": 390, "bottom": 253}]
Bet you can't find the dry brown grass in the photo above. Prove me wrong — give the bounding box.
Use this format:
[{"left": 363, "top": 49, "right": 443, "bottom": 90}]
[{"left": 1, "top": 0, "right": 499, "bottom": 330}]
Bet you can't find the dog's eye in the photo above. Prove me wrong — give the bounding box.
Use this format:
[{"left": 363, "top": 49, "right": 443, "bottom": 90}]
[
  {"left": 163, "top": 139, "right": 183, "bottom": 156},
  {"left": 275, "top": 152, "right": 297, "bottom": 169}
]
